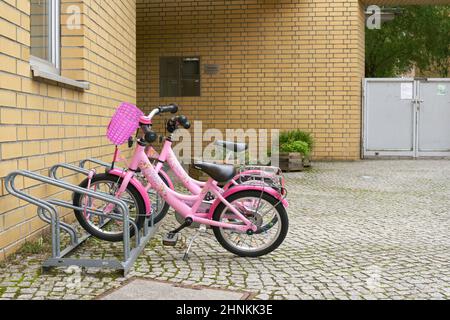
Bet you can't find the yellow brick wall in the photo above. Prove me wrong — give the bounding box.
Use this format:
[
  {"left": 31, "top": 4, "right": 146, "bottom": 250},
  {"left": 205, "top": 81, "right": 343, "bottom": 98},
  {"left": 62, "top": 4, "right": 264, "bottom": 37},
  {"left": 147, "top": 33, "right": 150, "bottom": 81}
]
[
  {"left": 137, "top": 0, "right": 366, "bottom": 161},
  {"left": 363, "top": 0, "right": 449, "bottom": 4},
  {"left": 0, "top": 0, "right": 137, "bottom": 260}
]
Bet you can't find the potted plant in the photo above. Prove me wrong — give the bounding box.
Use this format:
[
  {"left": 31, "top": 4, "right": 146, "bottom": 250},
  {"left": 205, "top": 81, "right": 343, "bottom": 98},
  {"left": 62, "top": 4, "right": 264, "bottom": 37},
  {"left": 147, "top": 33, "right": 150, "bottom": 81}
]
[{"left": 278, "top": 130, "right": 314, "bottom": 171}]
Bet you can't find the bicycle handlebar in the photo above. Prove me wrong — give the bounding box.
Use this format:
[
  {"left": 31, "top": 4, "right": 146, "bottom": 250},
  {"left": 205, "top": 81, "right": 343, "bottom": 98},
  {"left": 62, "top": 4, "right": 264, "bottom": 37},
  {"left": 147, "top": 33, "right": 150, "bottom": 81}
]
[
  {"left": 176, "top": 115, "right": 191, "bottom": 130},
  {"left": 145, "top": 104, "right": 179, "bottom": 123},
  {"left": 139, "top": 104, "right": 191, "bottom": 144},
  {"left": 141, "top": 124, "right": 158, "bottom": 144},
  {"left": 167, "top": 115, "right": 191, "bottom": 133},
  {"left": 158, "top": 103, "right": 179, "bottom": 115}
]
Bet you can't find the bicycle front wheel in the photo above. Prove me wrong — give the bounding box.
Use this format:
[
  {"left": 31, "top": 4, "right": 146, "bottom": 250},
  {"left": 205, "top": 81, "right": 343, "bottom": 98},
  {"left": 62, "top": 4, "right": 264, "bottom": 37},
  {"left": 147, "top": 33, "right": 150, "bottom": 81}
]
[{"left": 73, "top": 173, "right": 147, "bottom": 242}]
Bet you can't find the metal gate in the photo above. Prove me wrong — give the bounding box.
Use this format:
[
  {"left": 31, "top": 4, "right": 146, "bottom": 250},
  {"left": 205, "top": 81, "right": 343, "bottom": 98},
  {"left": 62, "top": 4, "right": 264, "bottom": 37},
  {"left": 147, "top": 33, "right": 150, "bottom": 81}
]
[{"left": 363, "top": 78, "right": 450, "bottom": 158}]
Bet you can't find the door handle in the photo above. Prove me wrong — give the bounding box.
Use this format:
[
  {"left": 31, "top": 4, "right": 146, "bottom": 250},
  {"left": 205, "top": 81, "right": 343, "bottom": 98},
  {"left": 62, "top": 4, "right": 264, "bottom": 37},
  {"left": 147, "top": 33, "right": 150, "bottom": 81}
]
[{"left": 412, "top": 99, "right": 424, "bottom": 112}]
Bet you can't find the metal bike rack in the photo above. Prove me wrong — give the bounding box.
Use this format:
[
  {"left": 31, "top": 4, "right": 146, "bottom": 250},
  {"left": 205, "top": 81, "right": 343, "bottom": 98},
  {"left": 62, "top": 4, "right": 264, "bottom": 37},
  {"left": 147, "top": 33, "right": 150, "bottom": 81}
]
[
  {"left": 79, "top": 158, "right": 113, "bottom": 171},
  {"left": 5, "top": 159, "right": 158, "bottom": 276}
]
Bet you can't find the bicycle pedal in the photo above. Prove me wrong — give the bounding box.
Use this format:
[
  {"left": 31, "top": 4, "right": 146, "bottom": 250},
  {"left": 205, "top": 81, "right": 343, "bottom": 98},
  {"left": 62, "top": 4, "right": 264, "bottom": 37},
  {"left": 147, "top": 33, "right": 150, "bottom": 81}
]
[{"left": 162, "top": 233, "right": 179, "bottom": 246}]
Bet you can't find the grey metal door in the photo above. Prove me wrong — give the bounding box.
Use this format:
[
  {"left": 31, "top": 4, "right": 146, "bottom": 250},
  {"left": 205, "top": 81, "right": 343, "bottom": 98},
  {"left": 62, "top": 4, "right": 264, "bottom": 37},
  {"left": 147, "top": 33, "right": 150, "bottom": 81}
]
[
  {"left": 364, "top": 79, "right": 416, "bottom": 157},
  {"left": 363, "top": 78, "right": 450, "bottom": 158},
  {"left": 417, "top": 79, "right": 450, "bottom": 156}
]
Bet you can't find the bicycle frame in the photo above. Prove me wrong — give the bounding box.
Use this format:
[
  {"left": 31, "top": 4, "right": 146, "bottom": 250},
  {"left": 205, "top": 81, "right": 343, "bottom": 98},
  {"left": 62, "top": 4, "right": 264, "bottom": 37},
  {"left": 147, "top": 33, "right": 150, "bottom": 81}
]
[
  {"left": 113, "top": 143, "right": 258, "bottom": 233},
  {"left": 147, "top": 139, "right": 286, "bottom": 195},
  {"left": 149, "top": 140, "right": 203, "bottom": 194}
]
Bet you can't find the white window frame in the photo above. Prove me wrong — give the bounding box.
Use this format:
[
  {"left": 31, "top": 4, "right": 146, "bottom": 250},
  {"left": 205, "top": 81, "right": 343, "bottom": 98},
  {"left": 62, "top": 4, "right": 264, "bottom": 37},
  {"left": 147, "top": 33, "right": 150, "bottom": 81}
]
[{"left": 30, "top": 0, "right": 61, "bottom": 75}]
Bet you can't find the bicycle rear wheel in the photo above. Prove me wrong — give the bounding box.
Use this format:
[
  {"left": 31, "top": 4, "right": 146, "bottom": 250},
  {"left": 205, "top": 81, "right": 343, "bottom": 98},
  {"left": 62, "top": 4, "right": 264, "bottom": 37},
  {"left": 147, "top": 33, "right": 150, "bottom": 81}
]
[{"left": 212, "top": 190, "right": 289, "bottom": 257}]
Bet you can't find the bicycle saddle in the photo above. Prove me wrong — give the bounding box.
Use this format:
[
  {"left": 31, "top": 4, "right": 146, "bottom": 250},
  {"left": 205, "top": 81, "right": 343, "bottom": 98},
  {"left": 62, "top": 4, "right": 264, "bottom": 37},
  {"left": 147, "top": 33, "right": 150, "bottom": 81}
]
[
  {"left": 215, "top": 140, "right": 249, "bottom": 153},
  {"left": 194, "top": 161, "right": 237, "bottom": 183}
]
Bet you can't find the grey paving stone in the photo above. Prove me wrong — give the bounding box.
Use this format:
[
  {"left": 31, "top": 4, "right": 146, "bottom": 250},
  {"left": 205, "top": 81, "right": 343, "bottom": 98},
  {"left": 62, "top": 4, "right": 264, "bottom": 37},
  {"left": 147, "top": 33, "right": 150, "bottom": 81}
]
[
  {"left": 100, "top": 279, "right": 247, "bottom": 300},
  {"left": 0, "top": 160, "right": 449, "bottom": 300}
]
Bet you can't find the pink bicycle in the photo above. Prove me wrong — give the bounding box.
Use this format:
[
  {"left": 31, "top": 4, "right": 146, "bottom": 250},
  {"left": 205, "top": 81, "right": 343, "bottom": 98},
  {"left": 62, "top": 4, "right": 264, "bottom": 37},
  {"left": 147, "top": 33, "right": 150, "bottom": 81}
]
[
  {"left": 141, "top": 115, "right": 287, "bottom": 226},
  {"left": 73, "top": 103, "right": 289, "bottom": 257}
]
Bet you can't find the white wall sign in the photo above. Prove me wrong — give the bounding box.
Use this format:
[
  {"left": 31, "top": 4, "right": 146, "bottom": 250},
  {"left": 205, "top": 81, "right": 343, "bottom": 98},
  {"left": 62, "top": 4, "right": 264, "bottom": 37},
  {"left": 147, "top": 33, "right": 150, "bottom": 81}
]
[
  {"left": 437, "top": 84, "right": 447, "bottom": 96},
  {"left": 400, "top": 83, "right": 413, "bottom": 100}
]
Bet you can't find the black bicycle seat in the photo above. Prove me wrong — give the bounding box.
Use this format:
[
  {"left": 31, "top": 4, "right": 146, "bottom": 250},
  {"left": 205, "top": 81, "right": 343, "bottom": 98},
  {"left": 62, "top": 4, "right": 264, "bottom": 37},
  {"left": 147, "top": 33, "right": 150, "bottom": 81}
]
[
  {"left": 194, "top": 161, "right": 236, "bottom": 183},
  {"left": 215, "top": 140, "right": 249, "bottom": 153}
]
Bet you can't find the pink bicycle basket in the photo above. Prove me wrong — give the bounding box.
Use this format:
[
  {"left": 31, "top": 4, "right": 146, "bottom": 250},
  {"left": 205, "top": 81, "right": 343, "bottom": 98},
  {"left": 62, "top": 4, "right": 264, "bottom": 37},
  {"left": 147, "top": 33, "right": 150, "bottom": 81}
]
[{"left": 107, "top": 103, "right": 144, "bottom": 145}]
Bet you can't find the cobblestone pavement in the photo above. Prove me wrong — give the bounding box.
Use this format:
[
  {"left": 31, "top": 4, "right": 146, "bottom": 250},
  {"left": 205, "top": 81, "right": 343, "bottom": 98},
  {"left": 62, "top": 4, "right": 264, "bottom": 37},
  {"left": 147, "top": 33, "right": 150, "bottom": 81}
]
[{"left": 0, "top": 160, "right": 449, "bottom": 300}]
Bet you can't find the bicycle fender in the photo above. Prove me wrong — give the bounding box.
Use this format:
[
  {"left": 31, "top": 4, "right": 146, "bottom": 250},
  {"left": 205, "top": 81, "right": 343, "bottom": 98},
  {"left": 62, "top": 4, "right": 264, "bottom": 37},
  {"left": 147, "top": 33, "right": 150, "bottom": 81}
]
[
  {"left": 210, "top": 185, "right": 289, "bottom": 216},
  {"left": 108, "top": 169, "right": 151, "bottom": 215}
]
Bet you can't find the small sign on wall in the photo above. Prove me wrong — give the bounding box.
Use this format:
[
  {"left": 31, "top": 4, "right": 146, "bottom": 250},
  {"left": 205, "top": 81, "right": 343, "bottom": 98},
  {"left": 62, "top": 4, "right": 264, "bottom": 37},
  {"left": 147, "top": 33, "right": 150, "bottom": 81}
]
[
  {"left": 437, "top": 84, "right": 447, "bottom": 96},
  {"left": 204, "top": 64, "right": 220, "bottom": 75},
  {"left": 400, "top": 82, "right": 413, "bottom": 100}
]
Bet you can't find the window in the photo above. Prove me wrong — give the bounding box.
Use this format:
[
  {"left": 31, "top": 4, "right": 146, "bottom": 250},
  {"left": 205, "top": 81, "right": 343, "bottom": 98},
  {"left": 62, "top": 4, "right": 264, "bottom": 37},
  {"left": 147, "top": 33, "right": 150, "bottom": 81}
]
[
  {"left": 30, "top": 0, "right": 60, "bottom": 74},
  {"left": 160, "top": 57, "right": 200, "bottom": 97}
]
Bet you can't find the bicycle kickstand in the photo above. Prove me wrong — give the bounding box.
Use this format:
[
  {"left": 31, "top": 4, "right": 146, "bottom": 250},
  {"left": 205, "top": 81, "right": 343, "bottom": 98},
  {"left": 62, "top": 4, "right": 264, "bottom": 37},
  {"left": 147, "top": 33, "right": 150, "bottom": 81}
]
[{"left": 183, "top": 225, "right": 207, "bottom": 261}]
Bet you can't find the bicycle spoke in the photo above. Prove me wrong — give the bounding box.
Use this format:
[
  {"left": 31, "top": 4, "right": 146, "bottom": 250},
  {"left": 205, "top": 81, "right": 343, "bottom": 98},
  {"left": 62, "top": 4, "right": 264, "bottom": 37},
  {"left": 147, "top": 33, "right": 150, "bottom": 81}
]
[{"left": 80, "top": 180, "right": 140, "bottom": 236}]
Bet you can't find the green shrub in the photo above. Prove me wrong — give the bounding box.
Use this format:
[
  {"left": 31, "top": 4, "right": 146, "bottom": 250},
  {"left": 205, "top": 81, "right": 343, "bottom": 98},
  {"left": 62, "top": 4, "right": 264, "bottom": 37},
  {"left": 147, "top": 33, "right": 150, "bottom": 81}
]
[
  {"left": 279, "top": 130, "right": 314, "bottom": 156},
  {"left": 280, "top": 130, "right": 314, "bottom": 150},
  {"left": 280, "top": 141, "right": 310, "bottom": 155}
]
